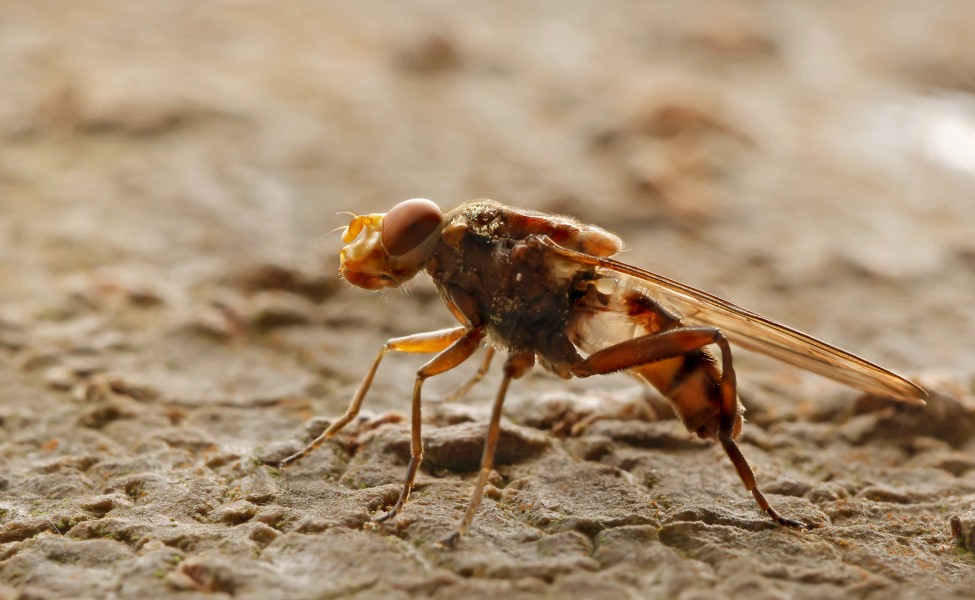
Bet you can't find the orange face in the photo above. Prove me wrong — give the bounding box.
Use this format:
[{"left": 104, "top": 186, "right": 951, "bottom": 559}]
[{"left": 338, "top": 199, "right": 444, "bottom": 290}]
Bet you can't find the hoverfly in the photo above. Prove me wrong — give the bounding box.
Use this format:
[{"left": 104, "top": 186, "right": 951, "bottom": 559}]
[{"left": 280, "top": 199, "right": 926, "bottom": 543}]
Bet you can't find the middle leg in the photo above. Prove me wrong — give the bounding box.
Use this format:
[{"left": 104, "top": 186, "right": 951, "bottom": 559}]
[{"left": 441, "top": 351, "right": 535, "bottom": 546}]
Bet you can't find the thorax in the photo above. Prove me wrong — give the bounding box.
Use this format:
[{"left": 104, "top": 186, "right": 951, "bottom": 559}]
[{"left": 424, "top": 204, "right": 588, "bottom": 373}]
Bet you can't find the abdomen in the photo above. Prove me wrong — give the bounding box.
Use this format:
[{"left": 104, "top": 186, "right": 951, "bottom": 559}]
[{"left": 568, "top": 275, "right": 733, "bottom": 439}]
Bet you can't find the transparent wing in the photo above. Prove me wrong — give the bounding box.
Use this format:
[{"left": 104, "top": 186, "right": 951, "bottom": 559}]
[{"left": 544, "top": 240, "right": 926, "bottom": 404}]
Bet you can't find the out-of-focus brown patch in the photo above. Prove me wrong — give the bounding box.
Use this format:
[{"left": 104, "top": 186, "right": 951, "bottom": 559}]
[{"left": 395, "top": 33, "right": 462, "bottom": 74}]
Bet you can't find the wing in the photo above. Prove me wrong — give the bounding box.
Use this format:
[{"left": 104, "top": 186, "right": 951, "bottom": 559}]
[{"left": 543, "top": 239, "right": 927, "bottom": 404}]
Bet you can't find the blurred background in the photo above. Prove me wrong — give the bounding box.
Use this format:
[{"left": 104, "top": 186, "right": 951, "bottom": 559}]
[{"left": 2, "top": 0, "right": 974, "bottom": 377}]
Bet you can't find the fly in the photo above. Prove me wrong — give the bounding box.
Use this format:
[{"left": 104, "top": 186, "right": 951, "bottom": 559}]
[{"left": 279, "top": 198, "right": 927, "bottom": 544}]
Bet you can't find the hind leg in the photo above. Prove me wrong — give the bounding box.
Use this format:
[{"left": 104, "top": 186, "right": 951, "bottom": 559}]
[{"left": 573, "top": 326, "right": 803, "bottom": 528}]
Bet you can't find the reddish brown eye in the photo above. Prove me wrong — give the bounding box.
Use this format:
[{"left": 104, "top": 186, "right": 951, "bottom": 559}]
[{"left": 381, "top": 198, "right": 443, "bottom": 256}]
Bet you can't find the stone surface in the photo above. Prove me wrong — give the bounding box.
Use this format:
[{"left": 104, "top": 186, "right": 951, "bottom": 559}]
[{"left": 1, "top": 1, "right": 974, "bottom": 598}]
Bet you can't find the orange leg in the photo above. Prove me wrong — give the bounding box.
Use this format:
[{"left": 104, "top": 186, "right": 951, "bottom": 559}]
[
  {"left": 279, "top": 326, "right": 471, "bottom": 469},
  {"left": 438, "top": 346, "right": 495, "bottom": 403},
  {"left": 375, "top": 326, "right": 486, "bottom": 523},
  {"left": 573, "top": 326, "right": 803, "bottom": 528},
  {"left": 441, "top": 352, "right": 535, "bottom": 546}
]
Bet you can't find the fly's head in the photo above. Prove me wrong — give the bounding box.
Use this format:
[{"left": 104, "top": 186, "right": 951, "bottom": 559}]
[{"left": 339, "top": 198, "right": 444, "bottom": 290}]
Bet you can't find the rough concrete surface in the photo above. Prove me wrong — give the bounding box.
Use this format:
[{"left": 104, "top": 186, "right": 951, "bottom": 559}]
[{"left": 2, "top": 1, "right": 975, "bottom": 598}]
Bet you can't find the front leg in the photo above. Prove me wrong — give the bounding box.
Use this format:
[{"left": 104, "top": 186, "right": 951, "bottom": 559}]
[
  {"left": 437, "top": 346, "right": 495, "bottom": 403},
  {"left": 572, "top": 326, "right": 803, "bottom": 528},
  {"left": 279, "top": 325, "right": 470, "bottom": 469},
  {"left": 375, "top": 326, "right": 486, "bottom": 523}
]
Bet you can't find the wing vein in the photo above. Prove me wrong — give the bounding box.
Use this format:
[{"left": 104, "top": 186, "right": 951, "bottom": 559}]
[{"left": 544, "top": 240, "right": 926, "bottom": 403}]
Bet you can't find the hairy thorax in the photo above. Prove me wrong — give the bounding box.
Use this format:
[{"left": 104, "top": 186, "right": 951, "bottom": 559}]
[{"left": 425, "top": 202, "right": 595, "bottom": 377}]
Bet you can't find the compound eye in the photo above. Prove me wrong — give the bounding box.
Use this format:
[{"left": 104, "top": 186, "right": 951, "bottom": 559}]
[{"left": 381, "top": 198, "right": 443, "bottom": 256}]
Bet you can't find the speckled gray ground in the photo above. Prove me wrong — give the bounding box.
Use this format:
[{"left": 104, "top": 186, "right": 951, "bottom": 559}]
[{"left": 2, "top": 1, "right": 975, "bottom": 599}]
